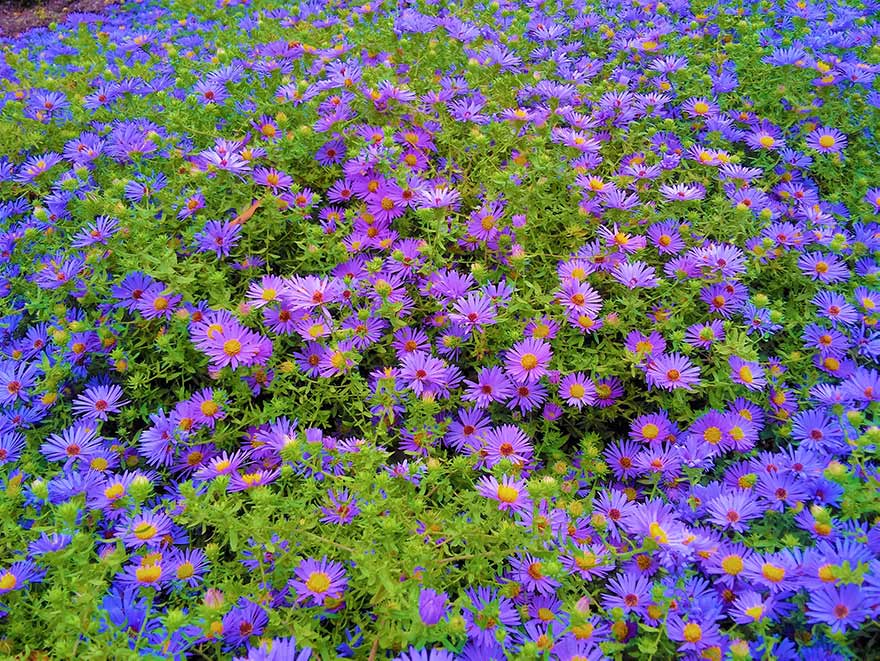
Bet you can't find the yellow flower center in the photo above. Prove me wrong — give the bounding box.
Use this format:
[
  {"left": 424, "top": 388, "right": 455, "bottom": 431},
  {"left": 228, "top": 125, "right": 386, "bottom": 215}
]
[
  {"left": 642, "top": 423, "right": 659, "bottom": 440},
  {"left": 704, "top": 427, "right": 722, "bottom": 444},
  {"left": 721, "top": 555, "right": 743, "bottom": 575},
  {"left": 0, "top": 572, "right": 17, "bottom": 590},
  {"left": 306, "top": 571, "right": 331, "bottom": 594},
  {"left": 223, "top": 339, "right": 242, "bottom": 357},
  {"left": 497, "top": 485, "right": 519, "bottom": 503},
  {"left": 136, "top": 565, "right": 163, "bottom": 583},
  {"left": 683, "top": 622, "right": 703, "bottom": 643},
  {"left": 134, "top": 522, "right": 158, "bottom": 540},
  {"left": 520, "top": 353, "right": 538, "bottom": 370},
  {"left": 104, "top": 483, "right": 125, "bottom": 500},
  {"left": 761, "top": 563, "right": 785, "bottom": 582},
  {"left": 200, "top": 401, "right": 219, "bottom": 416}
]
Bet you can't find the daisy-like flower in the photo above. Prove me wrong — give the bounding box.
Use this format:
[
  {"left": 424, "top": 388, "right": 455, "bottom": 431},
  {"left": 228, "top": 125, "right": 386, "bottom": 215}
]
[
  {"left": 246, "top": 275, "right": 286, "bottom": 309},
  {"left": 320, "top": 489, "right": 360, "bottom": 525},
  {"left": 189, "top": 388, "right": 226, "bottom": 428},
  {"left": 646, "top": 353, "right": 701, "bottom": 390},
  {"left": 222, "top": 599, "right": 269, "bottom": 647},
  {"left": 483, "top": 424, "right": 533, "bottom": 468},
  {"left": 705, "top": 490, "right": 763, "bottom": 532},
  {"left": 593, "top": 377, "right": 624, "bottom": 407},
  {"left": 509, "top": 554, "right": 560, "bottom": 595},
  {"left": 40, "top": 423, "right": 103, "bottom": 466},
  {"left": 558, "top": 373, "right": 596, "bottom": 408},
  {"left": 0, "top": 432, "right": 26, "bottom": 466},
  {"left": 72, "top": 384, "right": 129, "bottom": 421},
  {"left": 292, "top": 557, "right": 347, "bottom": 607},
  {"left": 612, "top": 260, "right": 659, "bottom": 288},
  {"left": 399, "top": 351, "right": 450, "bottom": 398},
  {"left": 117, "top": 510, "right": 174, "bottom": 549},
  {"left": 71, "top": 215, "right": 119, "bottom": 248},
  {"left": 504, "top": 338, "right": 552, "bottom": 384},
  {"left": 0, "top": 560, "right": 45, "bottom": 594},
  {"left": 729, "top": 356, "right": 766, "bottom": 391},
  {"left": 449, "top": 292, "right": 497, "bottom": 335},
  {"left": 806, "top": 585, "right": 870, "bottom": 633},
  {"left": 659, "top": 182, "right": 705, "bottom": 201},
  {"left": 253, "top": 166, "right": 293, "bottom": 193},
  {"left": 556, "top": 280, "right": 602, "bottom": 317},
  {"left": 602, "top": 573, "right": 653, "bottom": 617},
  {"left": 284, "top": 275, "right": 344, "bottom": 311},
  {"left": 666, "top": 612, "right": 722, "bottom": 655},
  {"left": 685, "top": 320, "right": 725, "bottom": 349},
  {"left": 475, "top": 474, "right": 531, "bottom": 513},
  {"left": 561, "top": 543, "right": 612, "bottom": 580},
  {"left": 194, "top": 220, "right": 242, "bottom": 259},
  {"left": 461, "top": 586, "right": 521, "bottom": 649},
  {"left": 463, "top": 366, "right": 514, "bottom": 408},
  {"left": 797, "top": 252, "right": 849, "bottom": 284},
  {"left": 805, "top": 126, "right": 847, "bottom": 154},
  {"left": 170, "top": 548, "right": 209, "bottom": 586},
  {"left": 647, "top": 220, "right": 685, "bottom": 254}
]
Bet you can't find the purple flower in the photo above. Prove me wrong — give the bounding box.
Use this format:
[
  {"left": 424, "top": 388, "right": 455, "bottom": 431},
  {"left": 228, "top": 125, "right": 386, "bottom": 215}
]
[
  {"left": 418, "top": 588, "right": 448, "bottom": 625},
  {"left": 646, "top": 353, "right": 701, "bottom": 390},
  {"left": 504, "top": 338, "right": 552, "bottom": 384},
  {"left": 806, "top": 585, "right": 870, "bottom": 633},
  {"left": 72, "top": 384, "right": 129, "bottom": 421},
  {"left": 463, "top": 366, "right": 513, "bottom": 408},
  {"left": 729, "top": 356, "right": 766, "bottom": 391},
  {"left": 292, "top": 557, "right": 347, "bottom": 607},
  {"left": 194, "top": 220, "right": 242, "bottom": 258}
]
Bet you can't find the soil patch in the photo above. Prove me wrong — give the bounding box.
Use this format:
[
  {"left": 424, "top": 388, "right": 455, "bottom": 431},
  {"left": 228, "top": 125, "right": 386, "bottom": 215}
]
[{"left": 0, "top": 0, "right": 113, "bottom": 37}]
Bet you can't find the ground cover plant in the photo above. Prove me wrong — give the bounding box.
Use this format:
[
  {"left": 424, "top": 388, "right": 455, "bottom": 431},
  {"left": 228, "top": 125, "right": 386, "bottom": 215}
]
[{"left": 0, "top": 0, "right": 879, "bottom": 658}]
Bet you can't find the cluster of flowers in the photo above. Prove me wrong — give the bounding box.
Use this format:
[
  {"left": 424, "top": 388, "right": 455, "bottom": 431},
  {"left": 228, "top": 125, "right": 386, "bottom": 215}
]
[{"left": 0, "top": 0, "right": 879, "bottom": 658}]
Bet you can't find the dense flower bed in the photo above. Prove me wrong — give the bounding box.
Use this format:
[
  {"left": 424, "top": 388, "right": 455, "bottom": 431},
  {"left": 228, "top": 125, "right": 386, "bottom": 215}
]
[{"left": 0, "top": 0, "right": 879, "bottom": 658}]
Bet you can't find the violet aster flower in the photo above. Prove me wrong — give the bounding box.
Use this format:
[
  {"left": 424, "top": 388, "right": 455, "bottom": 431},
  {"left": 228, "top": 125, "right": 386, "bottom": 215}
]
[
  {"left": 797, "top": 252, "right": 849, "bottom": 283},
  {"left": 558, "top": 372, "right": 596, "bottom": 408},
  {"left": 449, "top": 292, "right": 497, "bottom": 335},
  {"left": 483, "top": 424, "right": 533, "bottom": 468},
  {"left": 399, "top": 351, "right": 450, "bottom": 397},
  {"left": 602, "top": 573, "right": 653, "bottom": 617},
  {"left": 461, "top": 586, "right": 520, "bottom": 648},
  {"left": 646, "top": 353, "right": 701, "bottom": 390},
  {"left": 685, "top": 319, "right": 725, "bottom": 349},
  {"left": 0, "top": 561, "right": 46, "bottom": 594},
  {"left": 194, "top": 220, "right": 242, "bottom": 259},
  {"left": 556, "top": 280, "right": 602, "bottom": 317},
  {"left": 418, "top": 588, "right": 449, "bottom": 625},
  {"left": 509, "top": 554, "right": 560, "bottom": 595},
  {"left": 117, "top": 510, "right": 174, "bottom": 549},
  {"left": 729, "top": 356, "right": 766, "bottom": 391},
  {"left": 805, "top": 126, "right": 847, "bottom": 154},
  {"left": 253, "top": 166, "right": 293, "bottom": 193},
  {"left": 705, "top": 490, "right": 763, "bottom": 532},
  {"left": 463, "top": 366, "right": 514, "bottom": 408},
  {"left": 221, "top": 599, "right": 269, "bottom": 647},
  {"left": 292, "top": 556, "right": 347, "bottom": 607},
  {"left": 806, "top": 585, "right": 870, "bottom": 633},
  {"left": 612, "top": 260, "right": 659, "bottom": 288},
  {"left": 476, "top": 474, "right": 531, "bottom": 513},
  {"left": 504, "top": 338, "right": 552, "bottom": 384},
  {"left": 72, "top": 384, "right": 129, "bottom": 421}
]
